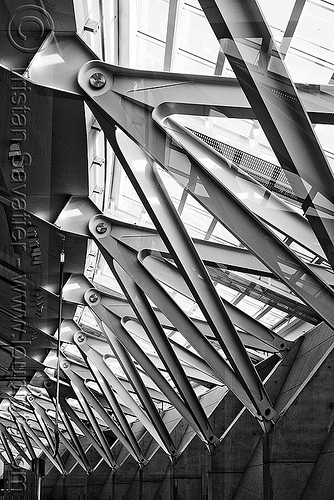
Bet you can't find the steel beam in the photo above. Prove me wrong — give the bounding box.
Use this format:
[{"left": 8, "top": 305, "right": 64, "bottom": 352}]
[
  {"left": 76, "top": 326, "right": 178, "bottom": 457},
  {"left": 74, "top": 329, "right": 177, "bottom": 454},
  {"left": 33, "top": 409, "right": 56, "bottom": 454},
  {"left": 87, "top": 361, "right": 147, "bottom": 465},
  {"left": 109, "top": 262, "right": 219, "bottom": 443},
  {"left": 280, "top": 0, "right": 307, "bottom": 58},
  {"left": 77, "top": 60, "right": 329, "bottom": 263},
  {"left": 0, "top": 431, "right": 16, "bottom": 466},
  {"left": 44, "top": 380, "right": 117, "bottom": 467},
  {"left": 152, "top": 117, "right": 334, "bottom": 330},
  {"left": 0, "top": 422, "right": 31, "bottom": 466},
  {"left": 76, "top": 59, "right": 334, "bottom": 327},
  {"left": 57, "top": 405, "right": 92, "bottom": 472},
  {"left": 16, "top": 419, "right": 36, "bottom": 460},
  {"left": 97, "top": 143, "right": 273, "bottom": 422},
  {"left": 102, "top": 217, "right": 273, "bottom": 275},
  {"left": 164, "top": 0, "right": 180, "bottom": 71},
  {"left": 27, "top": 394, "right": 90, "bottom": 473},
  {"left": 59, "top": 359, "right": 118, "bottom": 468},
  {"left": 198, "top": 0, "right": 334, "bottom": 269},
  {"left": 15, "top": 417, "right": 66, "bottom": 475},
  {"left": 76, "top": 60, "right": 334, "bottom": 124},
  {"left": 87, "top": 220, "right": 259, "bottom": 419},
  {"left": 63, "top": 345, "right": 175, "bottom": 456},
  {"left": 122, "top": 318, "right": 225, "bottom": 383},
  {"left": 81, "top": 294, "right": 217, "bottom": 445},
  {"left": 104, "top": 131, "right": 275, "bottom": 421},
  {"left": 139, "top": 250, "right": 289, "bottom": 352}
]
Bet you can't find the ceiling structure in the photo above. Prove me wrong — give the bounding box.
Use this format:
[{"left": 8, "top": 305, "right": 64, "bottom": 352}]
[{"left": 1, "top": 0, "right": 334, "bottom": 485}]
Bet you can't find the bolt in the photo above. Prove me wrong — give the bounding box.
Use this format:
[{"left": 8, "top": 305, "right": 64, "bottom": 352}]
[
  {"left": 89, "top": 72, "right": 106, "bottom": 89},
  {"left": 89, "top": 293, "right": 99, "bottom": 303},
  {"left": 61, "top": 360, "right": 70, "bottom": 370},
  {"left": 95, "top": 222, "right": 108, "bottom": 234},
  {"left": 76, "top": 333, "right": 85, "bottom": 343}
]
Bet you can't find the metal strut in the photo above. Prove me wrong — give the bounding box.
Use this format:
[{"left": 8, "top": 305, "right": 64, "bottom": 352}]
[{"left": 54, "top": 233, "right": 65, "bottom": 457}]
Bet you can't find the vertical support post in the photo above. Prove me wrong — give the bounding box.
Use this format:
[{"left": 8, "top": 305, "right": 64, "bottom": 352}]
[
  {"left": 139, "top": 466, "right": 143, "bottom": 500},
  {"left": 33, "top": 458, "right": 45, "bottom": 500},
  {"left": 170, "top": 462, "right": 175, "bottom": 500},
  {"left": 262, "top": 433, "right": 272, "bottom": 500},
  {"left": 207, "top": 453, "right": 212, "bottom": 500}
]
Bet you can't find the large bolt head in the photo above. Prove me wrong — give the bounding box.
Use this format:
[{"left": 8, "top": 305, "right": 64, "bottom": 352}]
[
  {"left": 61, "top": 360, "right": 70, "bottom": 370},
  {"left": 89, "top": 293, "right": 99, "bottom": 303},
  {"left": 95, "top": 222, "right": 108, "bottom": 234},
  {"left": 76, "top": 333, "right": 85, "bottom": 343},
  {"left": 89, "top": 72, "right": 106, "bottom": 89}
]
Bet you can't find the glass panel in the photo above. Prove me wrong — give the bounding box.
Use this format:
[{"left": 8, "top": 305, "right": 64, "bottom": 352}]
[
  {"left": 173, "top": 50, "right": 215, "bottom": 74},
  {"left": 178, "top": 4, "right": 219, "bottom": 64},
  {"left": 137, "top": 0, "right": 169, "bottom": 42},
  {"left": 136, "top": 35, "right": 165, "bottom": 70}
]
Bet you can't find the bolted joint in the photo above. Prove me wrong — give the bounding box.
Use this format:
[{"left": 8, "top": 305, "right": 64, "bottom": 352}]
[
  {"left": 60, "top": 359, "right": 70, "bottom": 370},
  {"left": 89, "top": 72, "right": 106, "bottom": 89},
  {"left": 89, "top": 292, "right": 99, "bottom": 303},
  {"left": 76, "top": 334, "right": 85, "bottom": 343},
  {"left": 95, "top": 222, "right": 108, "bottom": 234}
]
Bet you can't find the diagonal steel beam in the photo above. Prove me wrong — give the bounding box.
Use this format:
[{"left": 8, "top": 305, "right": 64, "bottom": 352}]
[
  {"left": 280, "top": 0, "right": 307, "bottom": 58},
  {"left": 75, "top": 60, "right": 334, "bottom": 322},
  {"left": 32, "top": 407, "right": 56, "bottom": 455},
  {"left": 74, "top": 56, "right": 334, "bottom": 251},
  {"left": 153, "top": 118, "right": 334, "bottom": 330},
  {"left": 75, "top": 60, "right": 334, "bottom": 124},
  {"left": 27, "top": 394, "right": 90, "bottom": 473},
  {"left": 87, "top": 360, "right": 147, "bottom": 465},
  {"left": 44, "top": 380, "right": 117, "bottom": 467},
  {"left": 198, "top": 0, "right": 334, "bottom": 269},
  {"left": 73, "top": 329, "right": 178, "bottom": 458},
  {"left": 59, "top": 358, "right": 118, "bottom": 468},
  {"left": 15, "top": 419, "right": 36, "bottom": 461},
  {"left": 110, "top": 261, "right": 219, "bottom": 444},
  {"left": 122, "top": 318, "right": 225, "bottom": 383},
  {"left": 15, "top": 416, "right": 66, "bottom": 475},
  {"left": 139, "top": 250, "right": 289, "bottom": 353},
  {"left": 87, "top": 219, "right": 260, "bottom": 419},
  {"left": 63, "top": 346, "right": 175, "bottom": 457},
  {"left": 0, "top": 421, "right": 32, "bottom": 466},
  {"left": 104, "top": 129, "right": 274, "bottom": 421},
  {"left": 75, "top": 325, "right": 178, "bottom": 457},
  {"left": 82, "top": 292, "right": 217, "bottom": 446},
  {"left": 0, "top": 430, "right": 16, "bottom": 466},
  {"left": 57, "top": 405, "right": 92, "bottom": 472}
]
